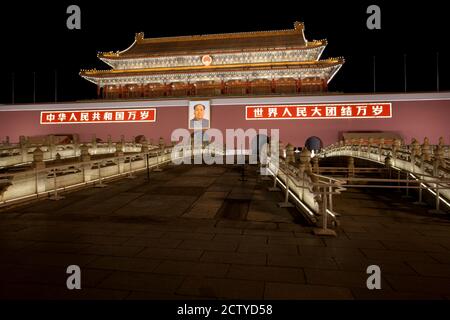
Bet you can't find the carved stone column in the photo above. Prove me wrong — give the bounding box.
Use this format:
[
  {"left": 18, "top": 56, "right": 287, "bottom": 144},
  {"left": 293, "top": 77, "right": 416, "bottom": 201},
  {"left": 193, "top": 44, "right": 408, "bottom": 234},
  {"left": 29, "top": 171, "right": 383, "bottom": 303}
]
[
  {"left": 33, "top": 147, "right": 45, "bottom": 170},
  {"left": 285, "top": 143, "right": 295, "bottom": 164},
  {"left": 80, "top": 144, "right": 90, "bottom": 162}
]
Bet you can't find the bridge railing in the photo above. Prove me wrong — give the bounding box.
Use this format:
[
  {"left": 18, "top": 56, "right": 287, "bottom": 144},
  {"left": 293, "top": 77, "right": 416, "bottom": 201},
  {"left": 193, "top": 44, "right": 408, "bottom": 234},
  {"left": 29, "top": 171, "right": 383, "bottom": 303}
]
[
  {"left": 0, "top": 136, "right": 163, "bottom": 168},
  {"left": 319, "top": 136, "right": 450, "bottom": 203},
  {"left": 0, "top": 145, "right": 174, "bottom": 207},
  {"left": 263, "top": 143, "right": 347, "bottom": 235}
]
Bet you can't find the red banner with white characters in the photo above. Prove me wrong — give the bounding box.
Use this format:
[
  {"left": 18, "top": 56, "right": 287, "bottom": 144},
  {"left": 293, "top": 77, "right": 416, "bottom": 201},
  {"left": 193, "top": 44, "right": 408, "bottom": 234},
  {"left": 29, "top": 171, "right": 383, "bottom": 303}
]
[
  {"left": 40, "top": 108, "right": 156, "bottom": 124},
  {"left": 246, "top": 103, "right": 392, "bottom": 120}
]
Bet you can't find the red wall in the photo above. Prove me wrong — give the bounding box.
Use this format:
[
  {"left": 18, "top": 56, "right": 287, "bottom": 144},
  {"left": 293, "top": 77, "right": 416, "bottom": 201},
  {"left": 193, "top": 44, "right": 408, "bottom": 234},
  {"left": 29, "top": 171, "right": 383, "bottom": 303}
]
[{"left": 0, "top": 99, "right": 449, "bottom": 147}]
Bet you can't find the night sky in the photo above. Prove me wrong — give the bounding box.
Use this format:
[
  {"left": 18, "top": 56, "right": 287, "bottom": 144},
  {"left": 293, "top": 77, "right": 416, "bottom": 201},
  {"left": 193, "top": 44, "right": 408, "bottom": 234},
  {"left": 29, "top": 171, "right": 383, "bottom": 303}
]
[{"left": 0, "top": 0, "right": 448, "bottom": 104}]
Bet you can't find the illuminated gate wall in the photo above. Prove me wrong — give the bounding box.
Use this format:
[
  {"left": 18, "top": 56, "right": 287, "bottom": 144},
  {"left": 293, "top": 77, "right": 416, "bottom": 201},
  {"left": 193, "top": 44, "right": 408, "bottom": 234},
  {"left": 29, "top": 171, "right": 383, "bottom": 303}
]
[{"left": 0, "top": 92, "right": 449, "bottom": 147}]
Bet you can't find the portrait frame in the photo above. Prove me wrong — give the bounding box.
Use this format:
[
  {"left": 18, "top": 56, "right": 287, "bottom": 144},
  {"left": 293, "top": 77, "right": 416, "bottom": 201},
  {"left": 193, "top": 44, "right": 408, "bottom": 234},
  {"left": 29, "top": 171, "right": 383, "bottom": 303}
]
[{"left": 188, "top": 100, "right": 211, "bottom": 129}]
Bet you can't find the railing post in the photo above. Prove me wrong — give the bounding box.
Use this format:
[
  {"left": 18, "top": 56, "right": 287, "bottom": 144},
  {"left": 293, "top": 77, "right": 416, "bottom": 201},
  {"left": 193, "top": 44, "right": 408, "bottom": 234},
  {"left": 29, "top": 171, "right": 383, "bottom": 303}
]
[
  {"left": 268, "top": 169, "right": 280, "bottom": 191},
  {"left": 378, "top": 138, "right": 384, "bottom": 162},
  {"left": 49, "top": 169, "right": 65, "bottom": 200},
  {"left": 127, "top": 156, "right": 136, "bottom": 179},
  {"left": 278, "top": 173, "right": 294, "bottom": 208},
  {"left": 402, "top": 171, "right": 412, "bottom": 199},
  {"left": 94, "top": 161, "right": 107, "bottom": 188},
  {"left": 313, "top": 186, "right": 337, "bottom": 237},
  {"left": 153, "top": 150, "right": 163, "bottom": 172},
  {"left": 328, "top": 184, "right": 333, "bottom": 212}
]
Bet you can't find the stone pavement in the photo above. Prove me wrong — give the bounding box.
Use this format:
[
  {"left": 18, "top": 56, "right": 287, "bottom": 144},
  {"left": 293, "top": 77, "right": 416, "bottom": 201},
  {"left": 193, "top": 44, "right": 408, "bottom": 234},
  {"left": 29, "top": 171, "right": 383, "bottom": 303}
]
[{"left": 0, "top": 164, "right": 449, "bottom": 300}]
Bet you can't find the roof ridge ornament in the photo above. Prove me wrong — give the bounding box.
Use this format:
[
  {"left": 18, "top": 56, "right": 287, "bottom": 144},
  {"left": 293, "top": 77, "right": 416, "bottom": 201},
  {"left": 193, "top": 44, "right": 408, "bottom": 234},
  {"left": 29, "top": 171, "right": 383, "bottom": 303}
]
[
  {"left": 135, "top": 32, "right": 145, "bottom": 42},
  {"left": 293, "top": 21, "right": 304, "bottom": 31}
]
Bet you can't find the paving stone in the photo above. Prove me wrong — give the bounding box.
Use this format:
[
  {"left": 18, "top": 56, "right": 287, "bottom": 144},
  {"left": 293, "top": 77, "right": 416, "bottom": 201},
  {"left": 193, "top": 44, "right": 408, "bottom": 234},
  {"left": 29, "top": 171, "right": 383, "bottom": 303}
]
[
  {"left": 137, "top": 247, "right": 204, "bottom": 261},
  {"left": 179, "top": 239, "right": 239, "bottom": 252},
  {"left": 268, "top": 237, "right": 325, "bottom": 247},
  {"left": 350, "top": 288, "right": 445, "bottom": 300},
  {"left": 195, "top": 226, "right": 243, "bottom": 234},
  {"left": 334, "top": 258, "right": 418, "bottom": 276},
  {"left": 384, "top": 274, "right": 450, "bottom": 295},
  {"left": 268, "top": 254, "right": 339, "bottom": 270},
  {"left": 238, "top": 243, "right": 299, "bottom": 255},
  {"left": 61, "top": 287, "right": 131, "bottom": 300},
  {"left": 227, "top": 265, "right": 305, "bottom": 283},
  {"left": 161, "top": 231, "right": 215, "bottom": 241},
  {"left": 124, "top": 237, "right": 182, "bottom": 248},
  {"left": 0, "top": 283, "right": 72, "bottom": 299},
  {"left": 428, "top": 252, "right": 450, "bottom": 264},
  {"left": 380, "top": 240, "right": 448, "bottom": 252},
  {"left": 299, "top": 246, "right": 365, "bottom": 259},
  {"left": 2, "top": 163, "right": 450, "bottom": 299},
  {"left": 216, "top": 220, "right": 278, "bottom": 230},
  {"left": 264, "top": 282, "right": 354, "bottom": 300},
  {"left": 324, "top": 238, "right": 385, "bottom": 249},
  {"left": 125, "top": 291, "right": 203, "bottom": 300},
  {"left": 243, "top": 229, "right": 294, "bottom": 237},
  {"left": 153, "top": 261, "right": 229, "bottom": 277},
  {"left": 98, "top": 271, "right": 184, "bottom": 293},
  {"left": 1, "top": 252, "right": 98, "bottom": 268},
  {"left": 212, "top": 234, "right": 267, "bottom": 245},
  {"left": 200, "top": 251, "right": 267, "bottom": 266},
  {"left": 25, "top": 241, "right": 92, "bottom": 254},
  {"left": 76, "top": 235, "right": 131, "bottom": 245},
  {"left": 88, "top": 256, "right": 160, "bottom": 273},
  {"left": 177, "top": 277, "right": 264, "bottom": 299},
  {"left": 304, "top": 268, "right": 391, "bottom": 289},
  {"left": 360, "top": 248, "right": 438, "bottom": 263},
  {"left": 407, "top": 262, "right": 450, "bottom": 278}
]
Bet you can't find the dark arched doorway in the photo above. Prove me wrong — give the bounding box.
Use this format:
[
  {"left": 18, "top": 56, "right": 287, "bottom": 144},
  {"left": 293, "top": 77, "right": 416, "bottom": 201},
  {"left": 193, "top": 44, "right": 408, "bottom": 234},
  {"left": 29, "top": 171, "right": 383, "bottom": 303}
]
[{"left": 305, "top": 136, "right": 323, "bottom": 153}]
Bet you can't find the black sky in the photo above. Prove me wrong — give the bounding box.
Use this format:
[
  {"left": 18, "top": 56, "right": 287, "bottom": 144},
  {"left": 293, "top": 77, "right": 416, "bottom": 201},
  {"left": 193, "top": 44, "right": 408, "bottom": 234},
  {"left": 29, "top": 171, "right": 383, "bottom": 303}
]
[{"left": 0, "top": 0, "right": 448, "bottom": 104}]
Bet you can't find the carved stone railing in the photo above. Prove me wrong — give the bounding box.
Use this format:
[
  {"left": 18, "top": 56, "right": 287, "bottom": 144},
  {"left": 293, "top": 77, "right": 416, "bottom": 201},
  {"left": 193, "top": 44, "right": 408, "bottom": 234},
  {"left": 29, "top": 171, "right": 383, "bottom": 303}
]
[
  {"left": 319, "top": 137, "right": 450, "bottom": 202},
  {"left": 0, "top": 141, "right": 159, "bottom": 168},
  {"left": 0, "top": 146, "right": 173, "bottom": 206}
]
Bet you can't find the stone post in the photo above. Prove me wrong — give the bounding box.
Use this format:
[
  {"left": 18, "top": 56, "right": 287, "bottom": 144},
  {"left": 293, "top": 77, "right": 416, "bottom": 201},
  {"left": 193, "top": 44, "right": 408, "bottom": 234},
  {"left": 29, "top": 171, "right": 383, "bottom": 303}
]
[
  {"left": 347, "top": 156, "right": 355, "bottom": 177},
  {"left": 33, "top": 147, "right": 45, "bottom": 170},
  {"left": 141, "top": 139, "right": 149, "bottom": 153},
  {"left": 80, "top": 144, "right": 90, "bottom": 162},
  {"left": 436, "top": 137, "right": 446, "bottom": 169},
  {"left": 368, "top": 137, "right": 374, "bottom": 154},
  {"left": 54, "top": 153, "right": 62, "bottom": 165},
  {"left": 279, "top": 142, "right": 286, "bottom": 160},
  {"left": 19, "top": 136, "right": 28, "bottom": 162},
  {"left": 422, "top": 137, "right": 431, "bottom": 161},
  {"left": 48, "top": 134, "right": 56, "bottom": 159},
  {"left": 411, "top": 138, "right": 421, "bottom": 159},
  {"left": 384, "top": 153, "right": 393, "bottom": 179},
  {"left": 107, "top": 135, "right": 113, "bottom": 153},
  {"left": 392, "top": 138, "right": 400, "bottom": 165},
  {"left": 158, "top": 137, "right": 165, "bottom": 152},
  {"left": 433, "top": 157, "right": 440, "bottom": 177},
  {"left": 91, "top": 134, "right": 97, "bottom": 153},
  {"left": 299, "top": 148, "right": 311, "bottom": 175},
  {"left": 115, "top": 141, "right": 124, "bottom": 157},
  {"left": 312, "top": 156, "right": 319, "bottom": 174},
  {"left": 73, "top": 134, "right": 80, "bottom": 157},
  {"left": 285, "top": 143, "right": 295, "bottom": 164},
  {"left": 358, "top": 138, "right": 364, "bottom": 155},
  {"left": 378, "top": 138, "right": 385, "bottom": 160},
  {"left": 120, "top": 135, "right": 125, "bottom": 153}
]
